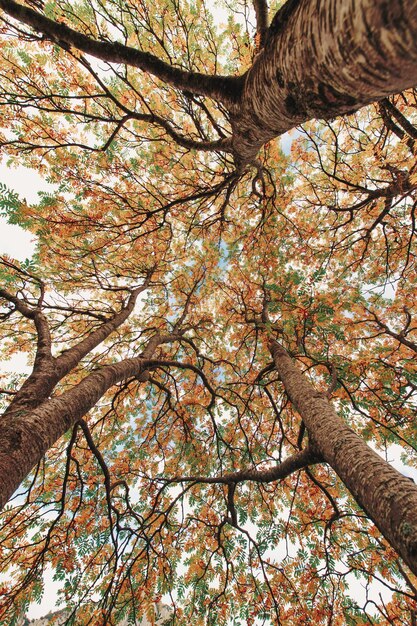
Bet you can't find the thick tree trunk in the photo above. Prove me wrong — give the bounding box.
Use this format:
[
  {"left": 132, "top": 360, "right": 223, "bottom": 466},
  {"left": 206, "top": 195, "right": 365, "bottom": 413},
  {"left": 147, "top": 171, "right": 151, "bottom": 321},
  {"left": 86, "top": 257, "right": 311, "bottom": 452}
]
[
  {"left": 0, "top": 332, "right": 177, "bottom": 509},
  {"left": 231, "top": 0, "right": 417, "bottom": 163},
  {"left": 269, "top": 339, "right": 417, "bottom": 576},
  {"left": 0, "top": 355, "right": 145, "bottom": 509}
]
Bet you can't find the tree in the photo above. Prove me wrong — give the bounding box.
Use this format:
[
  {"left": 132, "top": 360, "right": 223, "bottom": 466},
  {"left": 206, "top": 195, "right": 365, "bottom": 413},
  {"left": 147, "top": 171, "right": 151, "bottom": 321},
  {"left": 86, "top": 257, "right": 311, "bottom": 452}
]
[
  {"left": 1, "top": 0, "right": 417, "bottom": 164},
  {"left": 0, "top": 0, "right": 417, "bottom": 623}
]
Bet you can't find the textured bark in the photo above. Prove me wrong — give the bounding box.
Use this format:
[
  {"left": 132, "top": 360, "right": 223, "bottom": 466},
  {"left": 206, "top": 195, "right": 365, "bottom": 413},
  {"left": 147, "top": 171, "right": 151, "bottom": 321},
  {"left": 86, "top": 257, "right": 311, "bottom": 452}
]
[
  {"left": 167, "top": 446, "right": 320, "bottom": 485},
  {"left": 0, "top": 330, "right": 179, "bottom": 509},
  {"left": 253, "top": 0, "right": 269, "bottom": 49},
  {"left": 231, "top": 0, "right": 417, "bottom": 162},
  {"left": 1, "top": 0, "right": 417, "bottom": 164},
  {"left": 0, "top": 287, "right": 57, "bottom": 413},
  {"left": 269, "top": 339, "right": 417, "bottom": 575},
  {"left": 0, "top": 355, "right": 145, "bottom": 509},
  {"left": 2, "top": 285, "right": 148, "bottom": 417}
]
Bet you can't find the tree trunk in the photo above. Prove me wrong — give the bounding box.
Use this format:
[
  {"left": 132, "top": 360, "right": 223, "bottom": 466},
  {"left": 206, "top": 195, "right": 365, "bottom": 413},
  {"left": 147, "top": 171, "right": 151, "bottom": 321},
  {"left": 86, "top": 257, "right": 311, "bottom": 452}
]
[
  {"left": 231, "top": 0, "right": 417, "bottom": 163},
  {"left": 0, "top": 331, "right": 178, "bottom": 509},
  {"left": 0, "top": 355, "right": 145, "bottom": 509},
  {"left": 269, "top": 339, "right": 417, "bottom": 576}
]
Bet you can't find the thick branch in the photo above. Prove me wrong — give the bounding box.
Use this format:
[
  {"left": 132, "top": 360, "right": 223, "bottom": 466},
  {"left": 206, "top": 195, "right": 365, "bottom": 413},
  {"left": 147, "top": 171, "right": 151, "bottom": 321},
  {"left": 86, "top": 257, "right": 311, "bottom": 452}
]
[
  {"left": 165, "top": 446, "right": 319, "bottom": 485},
  {"left": 2, "top": 280, "right": 151, "bottom": 416},
  {"left": 253, "top": 0, "right": 269, "bottom": 49},
  {"left": 0, "top": 287, "right": 36, "bottom": 319},
  {"left": 5, "top": 302, "right": 51, "bottom": 366},
  {"left": 0, "top": 332, "right": 182, "bottom": 509},
  {"left": 231, "top": 0, "right": 417, "bottom": 163},
  {"left": 0, "top": 0, "right": 242, "bottom": 104},
  {"left": 381, "top": 98, "right": 417, "bottom": 140},
  {"left": 1, "top": 287, "right": 54, "bottom": 411},
  {"left": 365, "top": 308, "right": 417, "bottom": 354}
]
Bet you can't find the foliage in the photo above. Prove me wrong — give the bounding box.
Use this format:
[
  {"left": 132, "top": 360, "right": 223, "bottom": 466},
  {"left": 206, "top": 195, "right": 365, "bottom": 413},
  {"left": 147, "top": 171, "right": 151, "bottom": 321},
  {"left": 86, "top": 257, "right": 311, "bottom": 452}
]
[{"left": 0, "top": 1, "right": 416, "bottom": 625}]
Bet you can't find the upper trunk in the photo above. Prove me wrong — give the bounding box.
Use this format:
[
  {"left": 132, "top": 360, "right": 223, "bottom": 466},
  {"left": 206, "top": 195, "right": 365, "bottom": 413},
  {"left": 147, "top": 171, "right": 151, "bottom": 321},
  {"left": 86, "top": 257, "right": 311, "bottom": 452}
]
[
  {"left": 0, "top": 355, "right": 145, "bottom": 509},
  {"left": 269, "top": 339, "right": 417, "bottom": 576},
  {"left": 231, "top": 0, "right": 417, "bottom": 163},
  {"left": 0, "top": 331, "right": 180, "bottom": 509}
]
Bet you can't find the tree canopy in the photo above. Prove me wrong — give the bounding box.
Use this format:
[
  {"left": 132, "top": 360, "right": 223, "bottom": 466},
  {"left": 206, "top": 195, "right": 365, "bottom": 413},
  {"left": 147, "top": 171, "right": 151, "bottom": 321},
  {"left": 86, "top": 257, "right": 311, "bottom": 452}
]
[{"left": 0, "top": 0, "right": 417, "bottom": 624}]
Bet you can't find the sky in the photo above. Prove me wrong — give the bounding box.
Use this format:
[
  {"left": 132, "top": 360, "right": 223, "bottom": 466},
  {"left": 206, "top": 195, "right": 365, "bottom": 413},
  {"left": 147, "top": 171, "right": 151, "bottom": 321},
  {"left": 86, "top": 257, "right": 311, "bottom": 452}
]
[
  {"left": 0, "top": 160, "right": 45, "bottom": 377},
  {"left": 0, "top": 159, "right": 41, "bottom": 258}
]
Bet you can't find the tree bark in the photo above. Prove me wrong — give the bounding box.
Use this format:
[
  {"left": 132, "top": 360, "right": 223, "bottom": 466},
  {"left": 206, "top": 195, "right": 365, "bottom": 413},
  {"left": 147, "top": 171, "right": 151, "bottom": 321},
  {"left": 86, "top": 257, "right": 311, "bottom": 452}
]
[
  {"left": 1, "top": 284, "right": 148, "bottom": 417},
  {"left": 231, "top": 0, "right": 417, "bottom": 163},
  {"left": 269, "top": 339, "right": 417, "bottom": 576},
  {"left": 0, "top": 332, "right": 179, "bottom": 509},
  {"left": 1, "top": 0, "right": 417, "bottom": 165},
  {"left": 0, "top": 356, "right": 144, "bottom": 509}
]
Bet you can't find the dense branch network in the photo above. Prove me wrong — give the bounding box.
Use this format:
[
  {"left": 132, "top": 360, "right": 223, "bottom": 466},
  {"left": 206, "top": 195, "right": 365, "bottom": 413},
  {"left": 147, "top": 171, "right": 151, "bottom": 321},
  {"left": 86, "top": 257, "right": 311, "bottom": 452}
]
[
  {"left": 2, "top": 0, "right": 417, "bottom": 166},
  {"left": 0, "top": 0, "right": 417, "bottom": 623}
]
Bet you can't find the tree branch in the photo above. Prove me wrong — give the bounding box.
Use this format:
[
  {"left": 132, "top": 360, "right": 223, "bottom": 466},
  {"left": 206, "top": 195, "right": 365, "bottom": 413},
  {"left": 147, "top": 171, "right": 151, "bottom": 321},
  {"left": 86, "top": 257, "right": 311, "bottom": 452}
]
[
  {"left": 0, "top": 330, "right": 184, "bottom": 508},
  {"left": 0, "top": 263, "right": 51, "bottom": 367},
  {"left": 365, "top": 308, "right": 417, "bottom": 354},
  {"left": 74, "top": 56, "right": 233, "bottom": 153},
  {"left": 0, "top": 0, "right": 242, "bottom": 104},
  {"left": 381, "top": 98, "right": 417, "bottom": 140},
  {"left": 143, "top": 358, "right": 217, "bottom": 408},
  {"left": 54, "top": 278, "right": 152, "bottom": 378},
  {"left": 163, "top": 446, "right": 320, "bottom": 486},
  {"left": 253, "top": 0, "right": 269, "bottom": 50}
]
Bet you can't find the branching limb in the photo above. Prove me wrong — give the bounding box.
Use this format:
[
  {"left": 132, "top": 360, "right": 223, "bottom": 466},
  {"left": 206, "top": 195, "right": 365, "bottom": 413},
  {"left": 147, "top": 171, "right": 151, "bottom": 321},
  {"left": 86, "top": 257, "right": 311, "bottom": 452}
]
[
  {"left": 75, "top": 56, "right": 233, "bottom": 153},
  {"left": 365, "top": 307, "right": 417, "bottom": 354},
  {"left": 76, "top": 418, "right": 120, "bottom": 544},
  {"left": 143, "top": 358, "right": 217, "bottom": 408},
  {"left": 0, "top": 286, "right": 37, "bottom": 318},
  {"left": 380, "top": 98, "right": 417, "bottom": 141},
  {"left": 253, "top": 0, "right": 269, "bottom": 50},
  {"left": 54, "top": 272, "right": 154, "bottom": 378},
  {"left": 0, "top": 284, "right": 53, "bottom": 409},
  {"left": 0, "top": 0, "right": 243, "bottom": 104},
  {"left": 163, "top": 446, "right": 320, "bottom": 486}
]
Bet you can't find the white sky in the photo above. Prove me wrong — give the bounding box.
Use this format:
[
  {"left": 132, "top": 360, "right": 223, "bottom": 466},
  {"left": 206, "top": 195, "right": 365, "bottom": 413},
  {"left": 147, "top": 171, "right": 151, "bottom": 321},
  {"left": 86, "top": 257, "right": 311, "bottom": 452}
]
[
  {"left": 0, "top": 159, "right": 43, "bottom": 259},
  {"left": 0, "top": 161, "right": 44, "bottom": 376}
]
